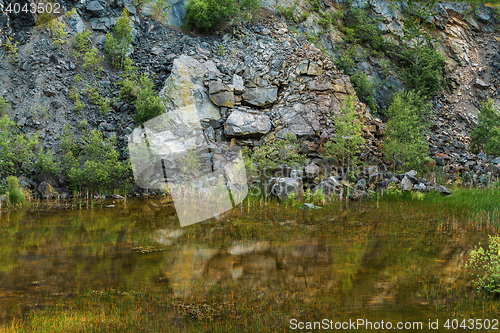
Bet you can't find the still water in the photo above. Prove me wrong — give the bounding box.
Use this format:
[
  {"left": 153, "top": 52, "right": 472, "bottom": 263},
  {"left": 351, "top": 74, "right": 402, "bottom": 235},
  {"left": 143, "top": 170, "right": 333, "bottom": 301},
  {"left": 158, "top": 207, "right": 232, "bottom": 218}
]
[{"left": 0, "top": 196, "right": 496, "bottom": 331}]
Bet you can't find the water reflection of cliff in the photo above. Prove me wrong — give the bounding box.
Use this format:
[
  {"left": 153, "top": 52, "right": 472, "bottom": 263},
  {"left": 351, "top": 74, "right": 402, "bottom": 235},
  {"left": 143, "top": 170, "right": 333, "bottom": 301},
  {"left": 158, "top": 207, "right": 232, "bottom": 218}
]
[{"left": 161, "top": 239, "right": 334, "bottom": 297}]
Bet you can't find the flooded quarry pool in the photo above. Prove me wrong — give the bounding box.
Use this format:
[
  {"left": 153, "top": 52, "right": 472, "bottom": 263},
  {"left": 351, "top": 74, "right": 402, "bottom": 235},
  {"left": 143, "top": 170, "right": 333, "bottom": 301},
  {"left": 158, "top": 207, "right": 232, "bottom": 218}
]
[{"left": 0, "top": 193, "right": 499, "bottom": 332}]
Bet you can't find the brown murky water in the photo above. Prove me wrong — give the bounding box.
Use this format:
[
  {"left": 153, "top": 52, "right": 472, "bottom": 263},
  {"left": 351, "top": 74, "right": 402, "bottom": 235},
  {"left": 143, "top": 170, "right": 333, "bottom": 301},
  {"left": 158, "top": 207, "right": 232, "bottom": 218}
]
[{"left": 0, "top": 197, "right": 493, "bottom": 329}]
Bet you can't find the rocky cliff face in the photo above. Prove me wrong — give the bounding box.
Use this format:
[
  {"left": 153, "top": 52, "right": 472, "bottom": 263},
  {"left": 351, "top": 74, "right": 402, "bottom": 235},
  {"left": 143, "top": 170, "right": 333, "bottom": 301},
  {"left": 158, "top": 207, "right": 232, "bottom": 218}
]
[{"left": 0, "top": 0, "right": 499, "bottom": 198}]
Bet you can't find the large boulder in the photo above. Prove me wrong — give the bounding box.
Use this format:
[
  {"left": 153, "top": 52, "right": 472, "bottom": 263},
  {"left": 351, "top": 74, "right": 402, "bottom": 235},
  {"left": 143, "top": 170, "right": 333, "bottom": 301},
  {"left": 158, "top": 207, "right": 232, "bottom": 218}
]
[
  {"left": 276, "top": 102, "right": 322, "bottom": 137},
  {"left": 65, "top": 12, "right": 87, "bottom": 34},
  {"left": 159, "top": 55, "right": 221, "bottom": 126},
  {"left": 224, "top": 108, "right": 271, "bottom": 138},
  {"left": 86, "top": 1, "right": 106, "bottom": 17},
  {"left": 267, "top": 177, "right": 304, "bottom": 201},
  {"left": 242, "top": 86, "right": 278, "bottom": 107}
]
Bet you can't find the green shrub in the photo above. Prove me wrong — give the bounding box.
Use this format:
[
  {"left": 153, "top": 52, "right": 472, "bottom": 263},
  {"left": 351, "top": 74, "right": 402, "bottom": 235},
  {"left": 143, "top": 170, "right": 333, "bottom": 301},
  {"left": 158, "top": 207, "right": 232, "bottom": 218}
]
[
  {"left": 333, "top": 45, "right": 359, "bottom": 75},
  {"left": 0, "top": 116, "right": 39, "bottom": 175},
  {"left": 0, "top": 96, "right": 10, "bottom": 115},
  {"left": 46, "top": 19, "right": 69, "bottom": 48},
  {"left": 351, "top": 72, "right": 377, "bottom": 113},
  {"left": 383, "top": 90, "right": 431, "bottom": 172},
  {"left": 398, "top": 45, "right": 446, "bottom": 100},
  {"left": 78, "top": 120, "right": 89, "bottom": 131},
  {"left": 71, "top": 30, "right": 92, "bottom": 58},
  {"left": 83, "top": 47, "right": 104, "bottom": 78},
  {"left": 470, "top": 99, "right": 500, "bottom": 156},
  {"left": 104, "top": 8, "right": 134, "bottom": 68},
  {"left": 217, "top": 44, "right": 225, "bottom": 56},
  {"left": 152, "top": 0, "right": 168, "bottom": 22},
  {"left": 82, "top": 82, "right": 112, "bottom": 114},
  {"left": 243, "top": 133, "right": 307, "bottom": 181},
  {"left": 35, "top": 148, "right": 60, "bottom": 176},
  {"left": 61, "top": 129, "right": 129, "bottom": 194},
  {"left": 397, "top": 0, "right": 446, "bottom": 100},
  {"left": 133, "top": 74, "right": 166, "bottom": 124},
  {"left": 310, "top": 0, "right": 321, "bottom": 11},
  {"left": 325, "top": 94, "right": 364, "bottom": 179},
  {"left": 184, "top": 0, "right": 238, "bottom": 31},
  {"left": 6, "top": 176, "right": 23, "bottom": 206},
  {"left": 276, "top": 4, "right": 297, "bottom": 23},
  {"left": 465, "top": 235, "right": 500, "bottom": 294},
  {"left": 300, "top": 12, "right": 311, "bottom": 21},
  {"left": 3, "top": 37, "right": 19, "bottom": 63},
  {"left": 340, "top": 6, "right": 387, "bottom": 52},
  {"left": 69, "top": 86, "right": 85, "bottom": 112}
]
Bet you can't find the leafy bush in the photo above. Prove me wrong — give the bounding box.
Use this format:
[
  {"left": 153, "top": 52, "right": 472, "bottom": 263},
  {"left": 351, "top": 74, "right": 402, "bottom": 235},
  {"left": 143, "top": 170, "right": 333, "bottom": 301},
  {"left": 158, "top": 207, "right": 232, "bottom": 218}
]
[
  {"left": 0, "top": 116, "right": 39, "bottom": 175},
  {"left": 83, "top": 47, "right": 104, "bottom": 78},
  {"left": 6, "top": 176, "right": 23, "bottom": 206},
  {"left": 3, "top": 37, "right": 19, "bottom": 63},
  {"left": 396, "top": 0, "right": 446, "bottom": 99},
  {"left": 465, "top": 235, "right": 500, "bottom": 294},
  {"left": 152, "top": 0, "right": 168, "bottom": 22},
  {"left": 35, "top": 148, "right": 60, "bottom": 176},
  {"left": 104, "top": 9, "right": 134, "bottom": 68},
  {"left": 82, "top": 82, "right": 112, "bottom": 114},
  {"left": 71, "top": 30, "right": 92, "bottom": 58},
  {"left": 46, "top": 20, "right": 69, "bottom": 48},
  {"left": 133, "top": 74, "right": 166, "bottom": 124},
  {"left": 383, "top": 90, "right": 431, "bottom": 172},
  {"left": 276, "top": 4, "right": 297, "bottom": 23},
  {"left": 398, "top": 45, "right": 445, "bottom": 100},
  {"left": 184, "top": 0, "right": 260, "bottom": 32},
  {"left": 325, "top": 94, "right": 364, "bottom": 178},
  {"left": 243, "top": 133, "right": 307, "bottom": 180},
  {"left": 351, "top": 72, "right": 377, "bottom": 113},
  {"left": 0, "top": 96, "right": 10, "bottom": 116},
  {"left": 69, "top": 86, "right": 85, "bottom": 112},
  {"left": 61, "top": 129, "right": 129, "bottom": 193},
  {"left": 310, "top": 0, "right": 321, "bottom": 11},
  {"left": 340, "top": 6, "right": 387, "bottom": 52},
  {"left": 333, "top": 45, "right": 359, "bottom": 75},
  {"left": 470, "top": 99, "right": 500, "bottom": 156}
]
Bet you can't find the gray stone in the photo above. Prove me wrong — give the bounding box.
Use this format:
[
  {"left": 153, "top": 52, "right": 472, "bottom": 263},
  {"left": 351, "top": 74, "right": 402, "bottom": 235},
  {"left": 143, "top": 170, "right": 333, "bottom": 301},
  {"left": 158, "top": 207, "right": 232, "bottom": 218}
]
[
  {"left": 267, "top": 177, "right": 303, "bottom": 201},
  {"left": 208, "top": 81, "right": 227, "bottom": 95},
  {"left": 405, "top": 170, "right": 417, "bottom": 178},
  {"left": 436, "top": 185, "right": 451, "bottom": 195},
  {"left": 224, "top": 109, "right": 271, "bottom": 137},
  {"left": 276, "top": 103, "right": 321, "bottom": 137},
  {"left": 297, "top": 60, "right": 309, "bottom": 74},
  {"left": 232, "top": 74, "right": 245, "bottom": 94},
  {"left": 300, "top": 203, "right": 322, "bottom": 210},
  {"left": 86, "top": 1, "right": 106, "bottom": 17},
  {"left": 434, "top": 156, "right": 445, "bottom": 166},
  {"left": 401, "top": 176, "right": 413, "bottom": 191},
  {"left": 413, "top": 183, "right": 426, "bottom": 192},
  {"left": 91, "top": 17, "right": 110, "bottom": 32},
  {"left": 474, "top": 79, "right": 489, "bottom": 89},
  {"left": 307, "top": 60, "right": 323, "bottom": 75},
  {"left": 491, "top": 157, "right": 500, "bottom": 164},
  {"left": 210, "top": 91, "right": 235, "bottom": 107},
  {"left": 65, "top": 12, "right": 87, "bottom": 34},
  {"left": 242, "top": 86, "right": 278, "bottom": 107},
  {"left": 475, "top": 6, "right": 493, "bottom": 24},
  {"left": 0, "top": 14, "right": 7, "bottom": 28}
]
